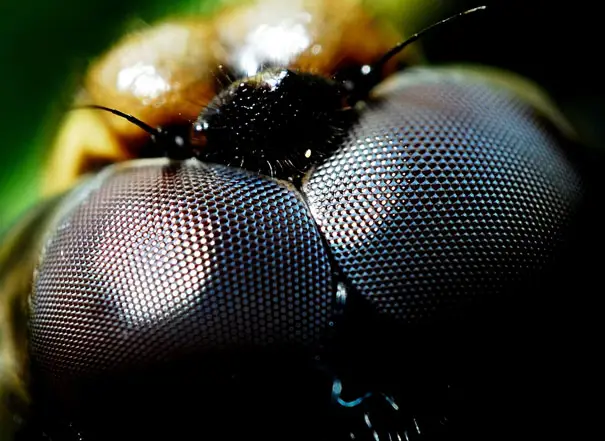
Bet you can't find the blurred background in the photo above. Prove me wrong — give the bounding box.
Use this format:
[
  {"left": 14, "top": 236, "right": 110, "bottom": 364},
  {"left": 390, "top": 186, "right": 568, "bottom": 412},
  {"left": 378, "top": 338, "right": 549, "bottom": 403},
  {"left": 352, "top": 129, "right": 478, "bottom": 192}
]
[{"left": 0, "top": 0, "right": 603, "bottom": 234}]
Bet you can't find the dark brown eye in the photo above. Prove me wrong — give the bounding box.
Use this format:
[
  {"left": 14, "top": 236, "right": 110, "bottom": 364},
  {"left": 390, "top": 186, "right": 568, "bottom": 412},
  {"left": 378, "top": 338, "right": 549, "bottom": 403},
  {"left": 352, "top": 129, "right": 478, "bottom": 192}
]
[
  {"left": 23, "top": 67, "right": 584, "bottom": 440},
  {"left": 0, "top": 2, "right": 593, "bottom": 441}
]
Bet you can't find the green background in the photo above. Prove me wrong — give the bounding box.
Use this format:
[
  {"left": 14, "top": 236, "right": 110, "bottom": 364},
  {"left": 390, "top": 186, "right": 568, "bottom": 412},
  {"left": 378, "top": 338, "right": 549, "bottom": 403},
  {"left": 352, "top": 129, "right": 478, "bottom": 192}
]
[
  {"left": 0, "top": 0, "right": 223, "bottom": 234},
  {"left": 0, "top": 0, "right": 603, "bottom": 234}
]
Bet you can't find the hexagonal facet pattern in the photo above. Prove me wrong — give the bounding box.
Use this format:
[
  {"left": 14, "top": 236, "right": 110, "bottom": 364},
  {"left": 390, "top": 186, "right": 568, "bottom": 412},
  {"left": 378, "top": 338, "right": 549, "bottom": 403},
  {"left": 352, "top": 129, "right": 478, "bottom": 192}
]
[
  {"left": 303, "top": 73, "right": 582, "bottom": 323},
  {"left": 26, "top": 70, "right": 586, "bottom": 441},
  {"left": 31, "top": 162, "right": 334, "bottom": 377}
]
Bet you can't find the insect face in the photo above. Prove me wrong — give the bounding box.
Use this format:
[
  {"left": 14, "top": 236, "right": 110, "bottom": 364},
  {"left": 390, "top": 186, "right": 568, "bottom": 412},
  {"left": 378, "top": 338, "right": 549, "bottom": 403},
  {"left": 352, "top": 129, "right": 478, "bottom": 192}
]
[
  {"left": 80, "top": 6, "right": 487, "bottom": 184},
  {"left": 0, "top": 1, "right": 588, "bottom": 441}
]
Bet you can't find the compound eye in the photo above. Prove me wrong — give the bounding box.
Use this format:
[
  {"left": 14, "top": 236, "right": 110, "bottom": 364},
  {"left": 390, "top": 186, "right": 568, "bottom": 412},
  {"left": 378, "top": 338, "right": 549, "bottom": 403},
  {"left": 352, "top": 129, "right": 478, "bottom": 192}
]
[
  {"left": 30, "top": 161, "right": 336, "bottom": 437},
  {"left": 303, "top": 68, "right": 583, "bottom": 325}
]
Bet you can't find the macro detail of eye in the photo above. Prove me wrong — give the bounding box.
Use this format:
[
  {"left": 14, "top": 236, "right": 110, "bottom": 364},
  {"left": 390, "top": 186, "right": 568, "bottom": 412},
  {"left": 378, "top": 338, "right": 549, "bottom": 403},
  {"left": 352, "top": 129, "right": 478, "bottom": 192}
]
[
  {"left": 24, "top": 68, "right": 583, "bottom": 439},
  {"left": 32, "top": 161, "right": 335, "bottom": 376},
  {"left": 303, "top": 71, "right": 581, "bottom": 322},
  {"left": 0, "top": 0, "right": 597, "bottom": 440}
]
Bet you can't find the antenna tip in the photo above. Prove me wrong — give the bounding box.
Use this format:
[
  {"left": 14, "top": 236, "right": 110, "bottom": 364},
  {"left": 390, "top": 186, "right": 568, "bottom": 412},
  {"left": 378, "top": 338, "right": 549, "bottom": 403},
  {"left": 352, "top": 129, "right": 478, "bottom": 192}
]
[{"left": 467, "top": 5, "right": 488, "bottom": 13}]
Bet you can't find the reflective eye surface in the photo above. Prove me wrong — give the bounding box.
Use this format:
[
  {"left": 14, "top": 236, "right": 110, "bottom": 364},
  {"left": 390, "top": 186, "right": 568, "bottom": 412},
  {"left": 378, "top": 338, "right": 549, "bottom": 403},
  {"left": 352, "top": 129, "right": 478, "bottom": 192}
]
[
  {"left": 304, "top": 69, "right": 581, "bottom": 323},
  {"left": 24, "top": 69, "right": 584, "bottom": 440},
  {"left": 32, "top": 161, "right": 335, "bottom": 376}
]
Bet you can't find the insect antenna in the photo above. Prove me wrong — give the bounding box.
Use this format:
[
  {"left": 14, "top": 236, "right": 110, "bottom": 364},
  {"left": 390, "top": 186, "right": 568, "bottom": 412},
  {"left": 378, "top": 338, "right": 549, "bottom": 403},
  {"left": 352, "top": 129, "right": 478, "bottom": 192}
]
[
  {"left": 74, "top": 104, "right": 197, "bottom": 160},
  {"left": 75, "top": 105, "right": 159, "bottom": 136},
  {"left": 349, "top": 5, "right": 487, "bottom": 102},
  {"left": 373, "top": 6, "right": 487, "bottom": 75}
]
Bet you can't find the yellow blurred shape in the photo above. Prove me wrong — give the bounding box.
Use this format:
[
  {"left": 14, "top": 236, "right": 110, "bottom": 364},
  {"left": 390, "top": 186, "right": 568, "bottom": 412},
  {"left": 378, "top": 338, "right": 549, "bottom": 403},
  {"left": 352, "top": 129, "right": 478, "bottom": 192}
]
[{"left": 43, "top": 110, "right": 126, "bottom": 197}]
